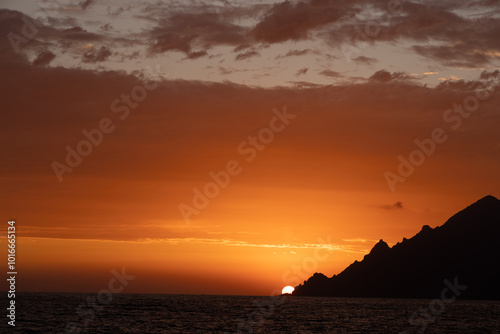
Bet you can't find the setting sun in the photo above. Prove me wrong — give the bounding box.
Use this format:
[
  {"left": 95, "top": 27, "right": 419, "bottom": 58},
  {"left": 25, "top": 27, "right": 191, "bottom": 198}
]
[{"left": 282, "top": 286, "right": 295, "bottom": 294}]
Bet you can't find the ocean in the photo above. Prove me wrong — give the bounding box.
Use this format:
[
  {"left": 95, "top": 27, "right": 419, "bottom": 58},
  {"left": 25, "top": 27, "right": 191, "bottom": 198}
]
[{"left": 5, "top": 292, "right": 500, "bottom": 333}]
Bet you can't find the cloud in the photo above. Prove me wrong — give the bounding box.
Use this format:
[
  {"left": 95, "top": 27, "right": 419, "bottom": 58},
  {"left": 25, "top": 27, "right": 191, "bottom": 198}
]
[
  {"left": 217, "top": 66, "right": 256, "bottom": 75},
  {"left": 392, "top": 4, "right": 500, "bottom": 67},
  {"left": 60, "top": 26, "right": 102, "bottom": 41},
  {"left": 18, "top": 234, "right": 365, "bottom": 255},
  {"left": 288, "top": 81, "right": 323, "bottom": 88},
  {"left": 378, "top": 202, "right": 404, "bottom": 210},
  {"left": 149, "top": 12, "right": 246, "bottom": 55},
  {"left": 233, "top": 44, "right": 252, "bottom": 53},
  {"left": 186, "top": 50, "right": 208, "bottom": 59},
  {"left": 369, "top": 70, "right": 414, "bottom": 83},
  {"left": 0, "top": 9, "right": 135, "bottom": 68},
  {"left": 319, "top": 1, "right": 500, "bottom": 68},
  {"left": 82, "top": 45, "right": 112, "bottom": 63},
  {"left": 80, "top": 0, "right": 95, "bottom": 10},
  {"left": 276, "top": 48, "right": 317, "bottom": 59},
  {"left": 319, "top": 69, "right": 341, "bottom": 78},
  {"left": 33, "top": 50, "right": 56, "bottom": 66},
  {"left": 438, "top": 75, "right": 462, "bottom": 81},
  {"left": 124, "top": 237, "right": 366, "bottom": 254},
  {"left": 6, "top": 1, "right": 500, "bottom": 78},
  {"left": 342, "top": 238, "right": 380, "bottom": 243},
  {"left": 352, "top": 56, "right": 377, "bottom": 65},
  {"left": 467, "top": 0, "right": 500, "bottom": 7},
  {"left": 235, "top": 50, "right": 259, "bottom": 61},
  {"left": 480, "top": 70, "right": 500, "bottom": 80},
  {"left": 251, "top": 0, "right": 356, "bottom": 43},
  {"left": 46, "top": 16, "right": 78, "bottom": 28},
  {"left": 296, "top": 67, "right": 309, "bottom": 76},
  {"left": 413, "top": 44, "right": 491, "bottom": 68}
]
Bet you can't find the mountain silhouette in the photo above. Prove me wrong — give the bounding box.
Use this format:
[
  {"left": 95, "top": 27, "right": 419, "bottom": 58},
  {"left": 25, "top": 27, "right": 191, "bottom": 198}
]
[{"left": 293, "top": 195, "right": 500, "bottom": 299}]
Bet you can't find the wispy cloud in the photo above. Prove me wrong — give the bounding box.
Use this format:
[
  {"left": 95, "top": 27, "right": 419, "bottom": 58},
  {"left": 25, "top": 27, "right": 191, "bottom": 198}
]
[
  {"left": 377, "top": 202, "right": 404, "bottom": 210},
  {"left": 342, "top": 238, "right": 379, "bottom": 243},
  {"left": 134, "top": 237, "right": 367, "bottom": 253},
  {"left": 18, "top": 235, "right": 368, "bottom": 254}
]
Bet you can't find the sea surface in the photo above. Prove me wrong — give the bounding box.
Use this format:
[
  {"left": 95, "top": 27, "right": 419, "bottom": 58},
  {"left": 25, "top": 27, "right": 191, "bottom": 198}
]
[{"left": 4, "top": 292, "right": 500, "bottom": 333}]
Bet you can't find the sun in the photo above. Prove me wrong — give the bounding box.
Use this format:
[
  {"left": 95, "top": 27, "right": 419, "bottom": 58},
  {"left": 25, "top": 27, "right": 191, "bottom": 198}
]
[{"left": 282, "top": 286, "right": 294, "bottom": 294}]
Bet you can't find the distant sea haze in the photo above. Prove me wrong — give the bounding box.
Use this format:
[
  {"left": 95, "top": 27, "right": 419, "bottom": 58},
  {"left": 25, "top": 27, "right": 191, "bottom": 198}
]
[{"left": 12, "top": 292, "right": 500, "bottom": 333}]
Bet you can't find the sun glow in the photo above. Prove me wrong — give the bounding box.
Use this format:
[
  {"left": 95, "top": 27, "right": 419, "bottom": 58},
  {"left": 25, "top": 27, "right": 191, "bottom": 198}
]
[{"left": 282, "top": 286, "right": 294, "bottom": 294}]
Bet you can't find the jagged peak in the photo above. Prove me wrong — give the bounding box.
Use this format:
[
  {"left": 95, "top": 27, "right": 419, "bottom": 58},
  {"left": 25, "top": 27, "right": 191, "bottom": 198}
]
[
  {"left": 467, "top": 195, "right": 500, "bottom": 209},
  {"left": 375, "top": 238, "right": 389, "bottom": 247},
  {"left": 479, "top": 195, "right": 498, "bottom": 202},
  {"left": 421, "top": 225, "right": 432, "bottom": 232},
  {"left": 311, "top": 272, "right": 327, "bottom": 279},
  {"left": 368, "top": 239, "right": 390, "bottom": 256},
  {"left": 443, "top": 195, "right": 500, "bottom": 229},
  {"left": 305, "top": 272, "right": 329, "bottom": 284},
  {"left": 474, "top": 195, "right": 499, "bottom": 207}
]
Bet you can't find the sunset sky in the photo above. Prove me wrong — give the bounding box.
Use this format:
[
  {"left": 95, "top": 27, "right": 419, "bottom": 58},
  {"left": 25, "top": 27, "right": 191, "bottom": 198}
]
[{"left": 1, "top": 0, "right": 500, "bottom": 296}]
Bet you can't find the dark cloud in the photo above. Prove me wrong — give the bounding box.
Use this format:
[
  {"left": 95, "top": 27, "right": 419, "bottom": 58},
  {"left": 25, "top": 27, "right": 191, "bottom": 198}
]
[
  {"left": 296, "top": 68, "right": 309, "bottom": 76},
  {"left": 118, "top": 50, "right": 140, "bottom": 62},
  {"left": 46, "top": 16, "right": 78, "bottom": 28},
  {"left": 6, "top": 0, "right": 500, "bottom": 74},
  {"left": 218, "top": 66, "right": 233, "bottom": 75},
  {"left": 100, "top": 23, "right": 113, "bottom": 32},
  {"left": 395, "top": 5, "right": 500, "bottom": 66},
  {"left": 107, "top": 7, "right": 126, "bottom": 16},
  {"left": 382, "top": 2, "right": 467, "bottom": 42},
  {"left": 251, "top": 0, "right": 356, "bottom": 43},
  {"left": 0, "top": 9, "right": 135, "bottom": 69},
  {"left": 233, "top": 44, "right": 252, "bottom": 53},
  {"left": 319, "top": 69, "right": 341, "bottom": 78},
  {"left": 319, "top": 1, "right": 500, "bottom": 68},
  {"left": 80, "top": 0, "right": 95, "bottom": 10},
  {"left": 379, "top": 202, "right": 404, "bottom": 210},
  {"left": 82, "top": 46, "right": 112, "bottom": 63},
  {"left": 369, "top": 70, "right": 413, "bottom": 83},
  {"left": 352, "top": 56, "right": 377, "bottom": 65},
  {"left": 467, "top": 0, "right": 500, "bottom": 7},
  {"left": 33, "top": 50, "right": 56, "bottom": 66},
  {"left": 150, "top": 31, "right": 193, "bottom": 54},
  {"left": 61, "top": 26, "right": 102, "bottom": 41},
  {"left": 0, "top": 10, "right": 51, "bottom": 58},
  {"left": 276, "top": 49, "right": 317, "bottom": 59},
  {"left": 288, "top": 81, "right": 323, "bottom": 88},
  {"left": 413, "top": 44, "right": 491, "bottom": 68},
  {"left": 235, "top": 50, "right": 259, "bottom": 61},
  {"left": 186, "top": 50, "right": 208, "bottom": 59},
  {"left": 479, "top": 70, "right": 500, "bottom": 80},
  {"left": 149, "top": 12, "right": 246, "bottom": 55}
]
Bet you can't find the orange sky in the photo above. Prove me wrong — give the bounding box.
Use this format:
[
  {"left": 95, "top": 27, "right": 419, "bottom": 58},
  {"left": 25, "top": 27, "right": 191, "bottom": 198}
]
[{"left": 1, "top": 1, "right": 500, "bottom": 295}]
